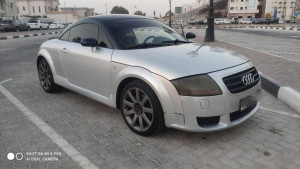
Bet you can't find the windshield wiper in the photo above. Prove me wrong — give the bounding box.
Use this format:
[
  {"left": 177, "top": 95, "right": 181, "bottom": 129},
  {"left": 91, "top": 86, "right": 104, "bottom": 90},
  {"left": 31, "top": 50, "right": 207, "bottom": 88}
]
[
  {"left": 162, "top": 39, "right": 193, "bottom": 44},
  {"left": 126, "top": 43, "right": 165, "bottom": 49}
]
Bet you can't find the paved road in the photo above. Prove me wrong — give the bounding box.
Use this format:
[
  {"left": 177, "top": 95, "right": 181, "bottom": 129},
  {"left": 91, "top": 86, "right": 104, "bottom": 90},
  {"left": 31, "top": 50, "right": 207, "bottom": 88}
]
[
  {"left": 1, "top": 36, "right": 300, "bottom": 169},
  {"left": 189, "top": 28, "right": 300, "bottom": 63}
]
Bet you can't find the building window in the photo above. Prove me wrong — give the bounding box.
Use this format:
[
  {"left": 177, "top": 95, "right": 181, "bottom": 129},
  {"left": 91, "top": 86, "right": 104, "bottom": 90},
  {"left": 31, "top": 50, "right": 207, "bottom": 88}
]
[
  {"left": 245, "top": 7, "right": 247, "bottom": 10},
  {"left": 230, "top": 7, "right": 234, "bottom": 10},
  {"left": 17, "top": 7, "right": 19, "bottom": 13},
  {"left": 33, "top": 6, "right": 35, "bottom": 12},
  {"left": 23, "top": 6, "right": 25, "bottom": 11},
  {"left": 241, "top": 0, "right": 244, "bottom": 2},
  {"left": 240, "top": 7, "right": 243, "bottom": 10},
  {"left": 231, "top": 0, "right": 234, "bottom": 2},
  {"left": 39, "top": 6, "right": 41, "bottom": 13}
]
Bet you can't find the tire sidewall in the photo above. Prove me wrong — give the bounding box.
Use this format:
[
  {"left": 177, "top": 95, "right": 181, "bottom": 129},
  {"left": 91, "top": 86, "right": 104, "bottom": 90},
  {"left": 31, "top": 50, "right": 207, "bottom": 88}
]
[
  {"left": 38, "top": 58, "right": 56, "bottom": 92},
  {"left": 120, "top": 80, "right": 164, "bottom": 136}
]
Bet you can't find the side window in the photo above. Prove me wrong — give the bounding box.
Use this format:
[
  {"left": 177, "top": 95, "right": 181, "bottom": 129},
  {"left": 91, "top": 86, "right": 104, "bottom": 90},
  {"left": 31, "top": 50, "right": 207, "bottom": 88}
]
[
  {"left": 60, "top": 30, "right": 70, "bottom": 41},
  {"left": 98, "top": 28, "right": 113, "bottom": 48},
  {"left": 69, "top": 24, "right": 98, "bottom": 43}
]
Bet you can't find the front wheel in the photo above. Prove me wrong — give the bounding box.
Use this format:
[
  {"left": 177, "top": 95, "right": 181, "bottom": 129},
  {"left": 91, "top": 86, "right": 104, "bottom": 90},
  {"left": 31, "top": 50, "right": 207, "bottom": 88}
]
[
  {"left": 38, "top": 58, "right": 62, "bottom": 93},
  {"left": 120, "top": 80, "right": 165, "bottom": 136}
]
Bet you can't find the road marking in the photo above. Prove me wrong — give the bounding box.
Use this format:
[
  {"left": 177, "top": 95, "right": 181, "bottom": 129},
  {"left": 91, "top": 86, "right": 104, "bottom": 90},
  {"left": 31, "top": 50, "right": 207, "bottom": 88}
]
[
  {"left": 0, "top": 80, "right": 99, "bottom": 169},
  {"left": 0, "top": 47, "right": 17, "bottom": 52},
  {"left": 215, "top": 38, "right": 300, "bottom": 63},
  {"left": 290, "top": 36, "right": 300, "bottom": 38},
  {"left": 0, "top": 78, "right": 13, "bottom": 84},
  {"left": 259, "top": 106, "right": 300, "bottom": 119}
]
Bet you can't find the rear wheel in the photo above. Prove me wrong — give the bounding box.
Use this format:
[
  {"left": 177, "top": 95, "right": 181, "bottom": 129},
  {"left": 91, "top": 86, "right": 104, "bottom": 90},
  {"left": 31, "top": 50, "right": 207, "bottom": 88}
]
[
  {"left": 120, "top": 80, "right": 165, "bottom": 136},
  {"left": 38, "top": 58, "right": 62, "bottom": 93}
]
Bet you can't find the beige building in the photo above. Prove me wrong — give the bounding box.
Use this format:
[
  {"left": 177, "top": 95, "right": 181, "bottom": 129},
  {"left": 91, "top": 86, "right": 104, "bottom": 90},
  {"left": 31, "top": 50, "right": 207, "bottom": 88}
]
[
  {"left": 265, "top": 0, "right": 297, "bottom": 21},
  {"left": 47, "top": 11, "right": 79, "bottom": 24},
  {"left": 0, "top": 0, "right": 18, "bottom": 19},
  {"left": 15, "top": 0, "right": 59, "bottom": 16},
  {"left": 60, "top": 7, "right": 94, "bottom": 20},
  {"left": 228, "top": 0, "right": 259, "bottom": 18}
]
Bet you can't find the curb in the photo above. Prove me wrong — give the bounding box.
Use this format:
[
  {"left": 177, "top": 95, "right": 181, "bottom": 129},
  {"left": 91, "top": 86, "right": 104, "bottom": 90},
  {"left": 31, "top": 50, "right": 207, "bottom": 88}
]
[
  {"left": 184, "top": 26, "right": 300, "bottom": 31},
  {"left": 260, "top": 74, "right": 300, "bottom": 113},
  {"left": 0, "top": 31, "right": 61, "bottom": 40}
]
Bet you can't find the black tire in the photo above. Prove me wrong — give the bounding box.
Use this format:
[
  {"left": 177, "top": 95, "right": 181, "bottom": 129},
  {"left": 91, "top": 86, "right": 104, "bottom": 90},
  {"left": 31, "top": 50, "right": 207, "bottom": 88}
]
[
  {"left": 120, "top": 80, "right": 165, "bottom": 136},
  {"left": 37, "top": 58, "right": 62, "bottom": 93}
]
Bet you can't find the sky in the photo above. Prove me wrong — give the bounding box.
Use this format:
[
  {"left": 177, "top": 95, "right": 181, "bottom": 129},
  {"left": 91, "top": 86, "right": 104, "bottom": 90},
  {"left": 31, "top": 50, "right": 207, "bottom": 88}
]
[{"left": 59, "top": 0, "right": 197, "bottom": 17}]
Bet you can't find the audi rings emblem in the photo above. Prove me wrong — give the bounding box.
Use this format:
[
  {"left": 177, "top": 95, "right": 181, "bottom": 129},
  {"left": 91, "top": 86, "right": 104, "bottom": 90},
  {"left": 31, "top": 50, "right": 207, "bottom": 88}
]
[{"left": 242, "top": 73, "right": 254, "bottom": 85}]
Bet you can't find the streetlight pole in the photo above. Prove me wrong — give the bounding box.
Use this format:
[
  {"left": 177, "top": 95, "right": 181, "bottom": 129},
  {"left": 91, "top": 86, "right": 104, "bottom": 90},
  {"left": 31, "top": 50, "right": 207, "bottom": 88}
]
[
  {"left": 105, "top": 4, "right": 107, "bottom": 14},
  {"left": 205, "top": 0, "right": 215, "bottom": 42},
  {"left": 169, "top": 0, "right": 172, "bottom": 27}
]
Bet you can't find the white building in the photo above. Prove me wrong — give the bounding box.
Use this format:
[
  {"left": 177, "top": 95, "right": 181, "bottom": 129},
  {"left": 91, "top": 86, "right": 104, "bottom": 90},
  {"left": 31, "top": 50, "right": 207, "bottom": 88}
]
[
  {"left": 15, "top": 0, "right": 59, "bottom": 16},
  {"left": 265, "top": 0, "right": 297, "bottom": 21},
  {"left": 0, "top": 0, "right": 18, "bottom": 19},
  {"left": 228, "top": 0, "right": 259, "bottom": 18}
]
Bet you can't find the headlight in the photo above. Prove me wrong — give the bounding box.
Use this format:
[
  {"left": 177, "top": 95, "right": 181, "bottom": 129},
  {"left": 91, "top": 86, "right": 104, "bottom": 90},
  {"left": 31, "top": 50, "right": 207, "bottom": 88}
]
[{"left": 171, "top": 75, "right": 222, "bottom": 96}]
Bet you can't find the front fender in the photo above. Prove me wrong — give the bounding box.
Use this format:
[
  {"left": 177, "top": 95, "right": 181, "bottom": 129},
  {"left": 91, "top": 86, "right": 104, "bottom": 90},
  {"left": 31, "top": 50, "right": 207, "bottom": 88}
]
[
  {"left": 37, "top": 48, "right": 56, "bottom": 76},
  {"left": 111, "top": 62, "right": 183, "bottom": 115}
]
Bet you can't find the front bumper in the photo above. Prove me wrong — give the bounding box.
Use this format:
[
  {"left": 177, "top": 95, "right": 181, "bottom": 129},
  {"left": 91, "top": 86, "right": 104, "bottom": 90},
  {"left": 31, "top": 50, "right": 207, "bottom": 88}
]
[{"left": 162, "top": 62, "right": 261, "bottom": 132}]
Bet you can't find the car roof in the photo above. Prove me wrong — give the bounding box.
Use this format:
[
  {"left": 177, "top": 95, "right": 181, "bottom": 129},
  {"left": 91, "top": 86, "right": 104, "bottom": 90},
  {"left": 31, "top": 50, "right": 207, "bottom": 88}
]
[{"left": 76, "top": 14, "right": 152, "bottom": 25}]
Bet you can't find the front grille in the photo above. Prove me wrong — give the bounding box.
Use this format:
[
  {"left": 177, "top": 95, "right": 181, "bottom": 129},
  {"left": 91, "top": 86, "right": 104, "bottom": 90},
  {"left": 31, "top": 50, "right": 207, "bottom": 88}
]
[
  {"left": 223, "top": 67, "right": 260, "bottom": 94},
  {"left": 197, "top": 116, "right": 220, "bottom": 127},
  {"left": 230, "top": 102, "right": 257, "bottom": 122}
]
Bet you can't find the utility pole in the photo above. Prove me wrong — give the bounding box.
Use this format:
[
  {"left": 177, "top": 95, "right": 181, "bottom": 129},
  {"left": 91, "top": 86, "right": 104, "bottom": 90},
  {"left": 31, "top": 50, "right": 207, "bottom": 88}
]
[
  {"left": 205, "top": 0, "right": 215, "bottom": 42},
  {"left": 169, "top": 0, "right": 172, "bottom": 27},
  {"left": 105, "top": 4, "right": 107, "bottom": 14}
]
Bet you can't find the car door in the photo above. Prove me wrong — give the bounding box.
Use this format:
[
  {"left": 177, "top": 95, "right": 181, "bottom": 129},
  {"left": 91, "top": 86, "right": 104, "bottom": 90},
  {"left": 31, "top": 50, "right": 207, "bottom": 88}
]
[{"left": 60, "top": 23, "right": 113, "bottom": 97}]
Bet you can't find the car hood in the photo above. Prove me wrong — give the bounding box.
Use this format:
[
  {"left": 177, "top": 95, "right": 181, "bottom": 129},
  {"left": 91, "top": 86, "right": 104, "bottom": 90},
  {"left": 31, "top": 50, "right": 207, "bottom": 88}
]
[{"left": 112, "top": 43, "right": 249, "bottom": 80}]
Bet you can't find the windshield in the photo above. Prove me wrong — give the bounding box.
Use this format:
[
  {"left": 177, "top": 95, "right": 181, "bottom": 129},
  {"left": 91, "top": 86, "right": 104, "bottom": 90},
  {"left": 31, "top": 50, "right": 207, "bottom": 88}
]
[
  {"left": 108, "top": 19, "right": 188, "bottom": 49},
  {"left": 28, "top": 20, "right": 38, "bottom": 23}
]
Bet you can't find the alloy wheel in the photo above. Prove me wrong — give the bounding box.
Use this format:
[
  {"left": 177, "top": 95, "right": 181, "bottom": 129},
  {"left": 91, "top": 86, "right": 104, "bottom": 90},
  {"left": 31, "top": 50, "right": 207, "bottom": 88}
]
[
  {"left": 122, "top": 87, "right": 154, "bottom": 132},
  {"left": 38, "top": 61, "right": 52, "bottom": 90}
]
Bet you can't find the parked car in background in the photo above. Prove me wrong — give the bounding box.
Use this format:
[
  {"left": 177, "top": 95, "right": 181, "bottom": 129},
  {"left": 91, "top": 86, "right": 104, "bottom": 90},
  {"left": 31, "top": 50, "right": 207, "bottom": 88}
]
[
  {"left": 223, "top": 19, "right": 231, "bottom": 24},
  {"left": 49, "top": 22, "right": 65, "bottom": 29},
  {"left": 270, "top": 18, "right": 279, "bottom": 24},
  {"left": 0, "top": 21, "right": 4, "bottom": 32},
  {"left": 27, "top": 20, "right": 49, "bottom": 30},
  {"left": 239, "top": 18, "right": 252, "bottom": 24},
  {"left": 261, "top": 18, "right": 271, "bottom": 24},
  {"left": 198, "top": 19, "right": 205, "bottom": 25},
  {"left": 0, "top": 20, "right": 29, "bottom": 32},
  {"left": 252, "top": 18, "right": 263, "bottom": 24},
  {"left": 231, "top": 18, "right": 239, "bottom": 24},
  {"left": 214, "top": 19, "right": 224, "bottom": 24}
]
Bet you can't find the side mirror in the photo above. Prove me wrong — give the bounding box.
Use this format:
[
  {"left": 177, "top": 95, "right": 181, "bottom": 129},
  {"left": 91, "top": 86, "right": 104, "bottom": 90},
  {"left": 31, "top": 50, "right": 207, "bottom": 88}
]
[
  {"left": 81, "top": 38, "right": 98, "bottom": 47},
  {"left": 186, "top": 32, "right": 196, "bottom": 39}
]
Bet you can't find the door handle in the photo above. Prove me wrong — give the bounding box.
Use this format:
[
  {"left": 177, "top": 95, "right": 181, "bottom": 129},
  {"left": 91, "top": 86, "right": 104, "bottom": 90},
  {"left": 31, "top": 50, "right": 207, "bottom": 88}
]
[{"left": 61, "top": 48, "right": 67, "bottom": 53}]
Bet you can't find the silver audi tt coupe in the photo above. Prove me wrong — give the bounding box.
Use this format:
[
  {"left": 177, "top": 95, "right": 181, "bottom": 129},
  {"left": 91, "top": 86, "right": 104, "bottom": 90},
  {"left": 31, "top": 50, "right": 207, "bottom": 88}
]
[{"left": 37, "top": 15, "right": 261, "bottom": 136}]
